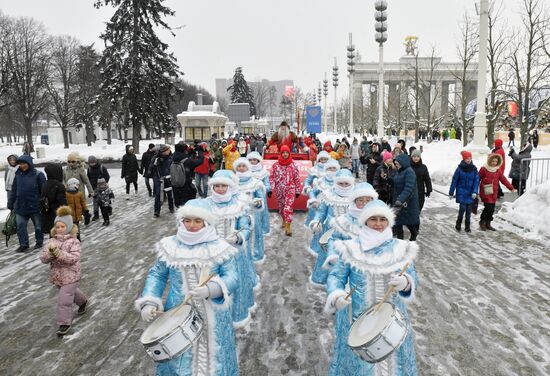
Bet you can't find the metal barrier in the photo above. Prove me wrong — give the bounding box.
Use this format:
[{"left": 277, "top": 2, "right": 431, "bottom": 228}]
[{"left": 519, "top": 158, "right": 550, "bottom": 195}]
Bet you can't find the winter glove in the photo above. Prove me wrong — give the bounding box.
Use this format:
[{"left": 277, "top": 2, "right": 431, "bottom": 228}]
[
  {"left": 295, "top": 193, "right": 300, "bottom": 198},
  {"left": 49, "top": 246, "right": 59, "bottom": 258},
  {"left": 140, "top": 304, "right": 160, "bottom": 322},
  {"left": 471, "top": 193, "right": 477, "bottom": 199},
  {"left": 310, "top": 221, "right": 322, "bottom": 234},
  {"left": 394, "top": 200, "right": 403, "bottom": 208},
  {"left": 388, "top": 275, "right": 409, "bottom": 292},
  {"left": 189, "top": 286, "right": 210, "bottom": 299},
  {"left": 449, "top": 194, "right": 455, "bottom": 200},
  {"left": 335, "top": 296, "right": 352, "bottom": 311},
  {"left": 227, "top": 233, "right": 242, "bottom": 245},
  {"left": 425, "top": 191, "right": 431, "bottom": 198},
  {"left": 267, "top": 192, "right": 272, "bottom": 198}
]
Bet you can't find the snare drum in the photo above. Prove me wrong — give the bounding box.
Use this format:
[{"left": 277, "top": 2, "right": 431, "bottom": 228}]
[
  {"left": 347, "top": 302, "right": 408, "bottom": 363},
  {"left": 319, "top": 228, "right": 335, "bottom": 251},
  {"left": 140, "top": 304, "right": 204, "bottom": 362}
]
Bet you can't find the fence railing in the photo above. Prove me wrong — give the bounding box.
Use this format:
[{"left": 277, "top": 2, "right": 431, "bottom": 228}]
[{"left": 519, "top": 157, "right": 550, "bottom": 195}]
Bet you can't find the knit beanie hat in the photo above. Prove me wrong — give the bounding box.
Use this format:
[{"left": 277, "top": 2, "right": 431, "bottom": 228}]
[
  {"left": 461, "top": 150, "right": 472, "bottom": 160},
  {"left": 88, "top": 155, "right": 97, "bottom": 164},
  {"left": 159, "top": 144, "right": 170, "bottom": 152},
  {"left": 411, "top": 150, "right": 422, "bottom": 158},
  {"left": 54, "top": 206, "right": 74, "bottom": 234},
  {"left": 67, "top": 178, "right": 80, "bottom": 192},
  {"left": 382, "top": 150, "right": 393, "bottom": 162}
]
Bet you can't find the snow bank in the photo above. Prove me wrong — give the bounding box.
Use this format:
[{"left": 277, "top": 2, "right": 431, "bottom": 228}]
[{"left": 496, "top": 181, "right": 550, "bottom": 239}]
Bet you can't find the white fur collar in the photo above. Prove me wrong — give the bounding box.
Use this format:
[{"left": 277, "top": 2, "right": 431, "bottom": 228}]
[
  {"left": 251, "top": 169, "right": 269, "bottom": 180},
  {"left": 329, "top": 215, "right": 359, "bottom": 237},
  {"left": 155, "top": 236, "right": 238, "bottom": 268},
  {"left": 206, "top": 197, "right": 248, "bottom": 220},
  {"left": 319, "top": 189, "right": 352, "bottom": 206},
  {"left": 308, "top": 167, "right": 323, "bottom": 177},
  {"left": 334, "top": 238, "right": 418, "bottom": 275},
  {"left": 237, "top": 177, "right": 265, "bottom": 193}
]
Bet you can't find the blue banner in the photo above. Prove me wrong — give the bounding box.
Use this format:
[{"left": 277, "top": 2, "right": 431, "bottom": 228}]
[{"left": 306, "top": 106, "right": 322, "bottom": 133}]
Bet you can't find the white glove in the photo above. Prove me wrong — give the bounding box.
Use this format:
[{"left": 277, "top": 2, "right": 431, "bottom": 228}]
[
  {"left": 449, "top": 195, "right": 454, "bottom": 200},
  {"left": 388, "top": 275, "right": 409, "bottom": 291},
  {"left": 189, "top": 285, "right": 210, "bottom": 299},
  {"left": 335, "top": 296, "right": 351, "bottom": 311},
  {"left": 227, "top": 233, "right": 241, "bottom": 245},
  {"left": 140, "top": 304, "right": 159, "bottom": 322},
  {"left": 311, "top": 201, "right": 319, "bottom": 209},
  {"left": 471, "top": 193, "right": 477, "bottom": 199},
  {"left": 310, "top": 221, "right": 322, "bottom": 234}
]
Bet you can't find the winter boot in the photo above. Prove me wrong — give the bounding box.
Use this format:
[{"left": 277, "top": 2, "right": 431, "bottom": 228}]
[
  {"left": 455, "top": 219, "right": 461, "bottom": 232},
  {"left": 464, "top": 221, "right": 471, "bottom": 233},
  {"left": 486, "top": 221, "right": 496, "bottom": 231},
  {"left": 126, "top": 193, "right": 130, "bottom": 201},
  {"left": 56, "top": 325, "right": 71, "bottom": 336},
  {"left": 77, "top": 300, "right": 88, "bottom": 315},
  {"left": 102, "top": 220, "right": 110, "bottom": 226},
  {"left": 479, "top": 220, "right": 487, "bottom": 231},
  {"left": 92, "top": 214, "right": 99, "bottom": 222},
  {"left": 284, "top": 222, "right": 292, "bottom": 236}
]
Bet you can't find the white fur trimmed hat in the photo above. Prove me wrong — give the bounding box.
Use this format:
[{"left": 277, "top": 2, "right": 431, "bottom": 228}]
[
  {"left": 176, "top": 198, "right": 218, "bottom": 225},
  {"left": 247, "top": 152, "right": 263, "bottom": 163},
  {"left": 208, "top": 169, "right": 238, "bottom": 188},
  {"left": 351, "top": 182, "right": 379, "bottom": 201},
  {"left": 316, "top": 151, "right": 331, "bottom": 162},
  {"left": 334, "top": 169, "right": 355, "bottom": 185},
  {"left": 233, "top": 157, "right": 251, "bottom": 171},
  {"left": 358, "top": 199, "right": 395, "bottom": 229},
  {"left": 323, "top": 159, "right": 341, "bottom": 171}
]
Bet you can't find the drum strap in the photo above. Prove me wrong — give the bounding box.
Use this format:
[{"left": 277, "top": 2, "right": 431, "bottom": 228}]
[
  {"left": 184, "top": 265, "right": 210, "bottom": 376},
  {"left": 372, "top": 274, "right": 394, "bottom": 376}
]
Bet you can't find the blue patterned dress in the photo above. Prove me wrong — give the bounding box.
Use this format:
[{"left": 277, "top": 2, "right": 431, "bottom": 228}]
[
  {"left": 237, "top": 176, "right": 267, "bottom": 264},
  {"left": 306, "top": 177, "right": 334, "bottom": 256},
  {"left": 250, "top": 167, "right": 271, "bottom": 236}
]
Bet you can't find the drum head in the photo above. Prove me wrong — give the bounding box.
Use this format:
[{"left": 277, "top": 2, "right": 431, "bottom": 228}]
[
  {"left": 348, "top": 302, "right": 394, "bottom": 347},
  {"left": 141, "top": 305, "right": 192, "bottom": 344},
  {"left": 320, "top": 229, "right": 334, "bottom": 244}
]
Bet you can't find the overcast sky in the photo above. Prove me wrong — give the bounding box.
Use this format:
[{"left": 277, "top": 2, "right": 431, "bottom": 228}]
[{"left": 0, "top": 0, "right": 521, "bottom": 98}]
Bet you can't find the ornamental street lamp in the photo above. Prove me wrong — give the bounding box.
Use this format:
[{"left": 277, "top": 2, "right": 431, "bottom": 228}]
[
  {"left": 347, "top": 33, "right": 356, "bottom": 136},
  {"left": 323, "top": 73, "right": 329, "bottom": 133},
  {"left": 318, "top": 84, "right": 322, "bottom": 107},
  {"left": 332, "top": 57, "right": 339, "bottom": 133},
  {"left": 375, "top": 0, "right": 388, "bottom": 137}
]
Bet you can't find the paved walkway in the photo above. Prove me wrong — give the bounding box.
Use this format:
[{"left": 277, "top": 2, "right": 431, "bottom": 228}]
[{"left": 0, "top": 186, "right": 548, "bottom": 375}]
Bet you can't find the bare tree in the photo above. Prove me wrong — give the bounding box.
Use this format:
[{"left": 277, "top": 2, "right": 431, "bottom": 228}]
[
  {"left": 251, "top": 80, "right": 270, "bottom": 118},
  {"left": 7, "top": 17, "right": 51, "bottom": 149},
  {"left": 452, "top": 12, "right": 479, "bottom": 146},
  {"left": 47, "top": 35, "right": 80, "bottom": 149},
  {"left": 506, "top": 0, "right": 550, "bottom": 145},
  {"left": 0, "top": 12, "right": 13, "bottom": 110}
]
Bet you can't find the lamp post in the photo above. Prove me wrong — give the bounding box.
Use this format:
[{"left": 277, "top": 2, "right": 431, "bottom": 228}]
[
  {"left": 347, "top": 33, "right": 356, "bottom": 137},
  {"left": 323, "top": 73, "right": 329, "bottom": 134},
  {"left": 375, "top": 1, "right": 388, "bottom": 138},
  {"left": 318, "top": 84, "right": 322, "bottom": 107},
  {"left": 472, "top": 0, "right": 489, "bottom": 149},
  {"left": 332, "top": 57, "right": 339, "bottom": 133}
]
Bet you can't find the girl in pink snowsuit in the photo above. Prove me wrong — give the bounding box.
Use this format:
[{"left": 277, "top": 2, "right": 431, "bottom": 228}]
[{"left": 269, "top": 145, "right": 301, "bottom": 236}]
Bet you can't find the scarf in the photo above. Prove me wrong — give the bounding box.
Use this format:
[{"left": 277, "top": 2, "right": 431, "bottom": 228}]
[
  {"left": 483, "top": 164, "right": 499, "bottom": 173},
  {"left": 278, "top": 154, "right": 293, "bottom": 166},
  {"left": 359, "top": 226, "right": 393, "bottom": 251},
  {"left": 333, "top": 184, "right": 354, "bottom": 197},
  {"left": 348, "top": 202, "right": 363, "bottom": 219},
  {"left": 325, "top": 171, "right": 337, "bottom": 182},
  {"left": 250, "top": 164, "right": 262, "bottom": 172},
  {"left": 211, "top": 190, "right": 233, "bottom": 203},
  {"left": 236, "top": 170, "right": 252, "bottom": 180},
  {"left": 176, "top": 224, "right": 219, "bottom": 246}
]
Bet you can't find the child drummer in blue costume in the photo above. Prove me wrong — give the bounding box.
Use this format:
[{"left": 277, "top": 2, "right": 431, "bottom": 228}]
[
  {"left": 247, "top": 152, "right": 271, "bottom": 237},
  {"left": 234, "top": 157, "right": 267, "bottom": 264},
  {"left": 306, "top": 159, "right": 340, "bottom": 256},
  {"left": 204, "top": 170, "right": 255, "bottom": 327},
  {"left": 135, "top": 199, "right": 239, "bottom": 376},
  {"left": 308, "top": 169, "right": 355, "bottom": 286},
  {"left": 303, "top": 151, "right": 331, "bottom": 226},
  {"left": 325, "top": 199, "right": 419, "bottom": 376}
]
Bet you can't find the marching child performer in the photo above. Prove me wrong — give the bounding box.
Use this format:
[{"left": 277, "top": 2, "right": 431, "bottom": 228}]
[
  {"left": 308, "top": 169, "right": 355, "bottom": 286},
  {"left": 135, "top": 199, "right": 239, "bottom": 376},
  {"left": 204, "top": 170, "right": 255, "bottom": 326},
  {"left": 234, "top": 157, "right": 267, "bottom": 263},
  {"left": 247, "top": 152, "right": 271, "bottom": 237},
  {"left": 325, "top": 199, "right": 419, "bottom": 376},
  {"left": 303, "top": 151, "right": 330, "bottom": 226}
]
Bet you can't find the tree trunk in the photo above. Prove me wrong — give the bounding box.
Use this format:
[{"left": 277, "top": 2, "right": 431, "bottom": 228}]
[
  {"left": 24, "top": 118, "right": 34, "bottom": 151},
  {"left": 487, "top": 119, "right": 495, "bottom": 149},
  {"left": 132, "top": 122, "right": 140, "bottom": 154},
  {"left": 106, "top": 122, "right": 112, "bottom": 145},
  {"left": 62, "top": 127, "right": 70, "bottom": 149},
  {"left": 117, "top": 127, "right": 122, "bottom": 141},
  {"left": 85, "top": 121, "right": 94, "bottom": 147}
]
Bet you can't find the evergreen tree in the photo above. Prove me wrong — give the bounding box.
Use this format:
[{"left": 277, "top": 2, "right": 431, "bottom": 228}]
[
  {"left": 227, "top": 67, "right": 256, "bottom": 118},
  {"left": 74, "top": 44, "right": 101, "bottom": 146},
  {"left": 94, "top": 0, "right": 181, "bottom": 152}
]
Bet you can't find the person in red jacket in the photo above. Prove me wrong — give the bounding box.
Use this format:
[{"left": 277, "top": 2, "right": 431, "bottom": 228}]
[
  {"left": 194, "top": 142, "right": 213, "bottom": 198},
  {"left": 269, "top": 145, "right": 301, "bottom": 236},
  {"left": 478, "top": 153, "right": 514, "bottom": 231},
  {"left": 492, "top": 138, "right": 506, "bottom": 198}
]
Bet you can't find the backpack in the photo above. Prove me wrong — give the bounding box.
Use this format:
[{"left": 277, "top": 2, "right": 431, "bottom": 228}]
[
  {"left": 169, "top": 158, "right": 188, "bottom": 188},
  {"left": 2, "top": 210, "right": 17, "bottom": 246}
]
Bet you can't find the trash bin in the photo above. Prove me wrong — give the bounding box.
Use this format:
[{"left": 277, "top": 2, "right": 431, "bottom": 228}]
[{"left": 36, "top": 146, "right": 46, "bottom": 159}]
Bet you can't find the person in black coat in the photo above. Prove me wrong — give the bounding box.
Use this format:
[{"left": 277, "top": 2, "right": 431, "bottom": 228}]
[
  {"left": 391, "top": 154, "right": 420, "bottom": 241},
  {"left": 141, "top": 143, "right": 156, "bottom": 197},
  {"left": 41, "top": 163, "right": 67, "bottom": 235},
  {"left": 171, "top": 143, "right": 204, "bottom": 208},
  {"left": 149, "top": 144, "right": 174, "bottom": 217},
  {"left": 121, "top": 145, "right": 140, "bottom": 199},
  {"left": 366, "top": 142, "right": 382, "bottom": 184},
  {"left": 87, "top": 155, "right": 110, "bottom": 220},
  {"left": 410, "top": 150, "right": 432, "bottom": 212}
]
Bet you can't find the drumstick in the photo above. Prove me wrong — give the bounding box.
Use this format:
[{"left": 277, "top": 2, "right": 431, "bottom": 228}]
[
  {"left": 374, "top": 262, "right": 410, "bottom": 313},
  {"left": 344, "top": 287, "right": 356, "bottom": 301}
]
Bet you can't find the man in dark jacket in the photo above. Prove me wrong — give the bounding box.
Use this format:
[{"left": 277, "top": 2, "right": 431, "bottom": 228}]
[
  {"left": 41, "top": 163, "right": 67, "bottom": 235},
  {"left": 149, "top": 144, "right": 174, "bottom": 217},
  {"left": 87, "top": 155, "right": 110, "bottom": 220},
  {"left": 366, "top": 143, "right": 382, "bottom": 184},
  {"left": 7, "top": 155, "right": 46, "bottom": 252},
  {"left": 391, "top": 154, "right": 420, "bottom": 241},
  {"left": 141, "top": 143, "right": 156, "bottom": 197},
  {"left": 508, "top": 128, "right": 515, "bottom": 147},
  {"left": 380, "top": 137, "right": 392, "bottom": 152},
  {"left": 121, "top": 145, "right": 140, "bottom": 200},
  {"left": 172, "top": 143, "right": 204, "bottom": 207},
  {"left": 410, "top": 150, "right": 432, "bottom": 212}
]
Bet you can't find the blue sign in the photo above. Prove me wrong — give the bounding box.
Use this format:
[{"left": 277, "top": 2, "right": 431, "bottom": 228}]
[{"left": 306, "top": 106, "right": 322, "bottom": 133}]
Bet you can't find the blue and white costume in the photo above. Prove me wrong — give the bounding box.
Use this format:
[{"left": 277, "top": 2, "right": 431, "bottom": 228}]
[
  {"left": 323, "top": 182, "right": 379, "bottom": 270},
  {"left": 205, "top": 170, "right": 255, "bottom": 326},
  {"left": 135, "top": 199, "right": 239, "bottom": 376},
  {"left": 306, "top": 159, "right": 340, "bottom": 256},
  {"left": 247, "top": 152, "right": 271, "bottom": 237},
  {"left": 326, "top": 200, "right": 419, "bottom": 376},
  {"left": 303, "top": 151, "right": 330, "bottom": 226},
  {"left": 309, "top": 169, "right": 355, "bottom": 285}
]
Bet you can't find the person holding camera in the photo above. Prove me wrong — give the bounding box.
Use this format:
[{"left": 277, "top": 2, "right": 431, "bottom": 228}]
[{"left": 149, "top": 144, "right": 174, "bottom": 217}]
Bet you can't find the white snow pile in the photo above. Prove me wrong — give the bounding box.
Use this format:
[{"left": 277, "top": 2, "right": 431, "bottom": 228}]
[{"left": 497, "top": 181, "right": 550, "bottom": 239}]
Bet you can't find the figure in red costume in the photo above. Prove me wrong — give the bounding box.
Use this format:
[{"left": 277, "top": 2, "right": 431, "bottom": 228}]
[
  {"left": 268, "top": 121, "right": 298, "bottom": 152},
  {"left": 269, "top": 145, "right": 301, "bottom": 236}
]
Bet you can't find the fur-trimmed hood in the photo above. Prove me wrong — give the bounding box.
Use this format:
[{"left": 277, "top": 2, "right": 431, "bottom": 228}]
[{"left": 155, "top": 236, "right": 238, "bottom": 268}]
